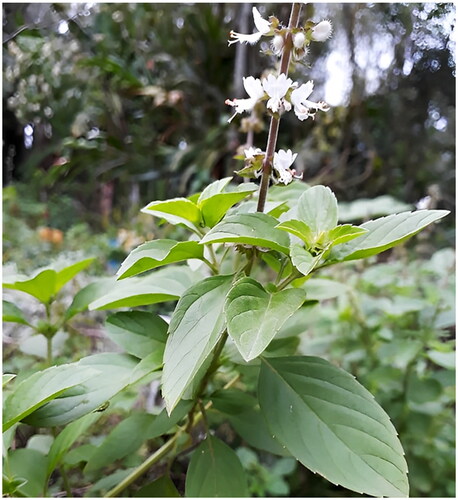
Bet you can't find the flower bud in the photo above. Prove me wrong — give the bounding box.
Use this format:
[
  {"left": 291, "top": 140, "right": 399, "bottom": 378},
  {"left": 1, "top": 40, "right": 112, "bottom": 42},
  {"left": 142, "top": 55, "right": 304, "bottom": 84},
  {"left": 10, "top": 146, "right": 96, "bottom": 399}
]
[
  {"left": 271, "top": 34, "right": 284, "bottom": 56},
  {"left": 311, "top": 20, "right": 333, "bottom": 42},
  {"left": 293, "top": 32, "right": 306, "bottom": 49}
]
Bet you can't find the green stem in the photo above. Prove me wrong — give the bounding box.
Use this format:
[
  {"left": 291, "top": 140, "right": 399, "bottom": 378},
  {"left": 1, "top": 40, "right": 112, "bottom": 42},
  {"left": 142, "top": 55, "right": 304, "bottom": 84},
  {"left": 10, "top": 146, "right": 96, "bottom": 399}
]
[
  {"left": 46, "top": 337, "right": 53, "bottom": 367},
  {"left": 277, "top": 269, "right": 302, "bottom": 290},
  {"left": 105, "top": 373, "right": 240, "bottom": 497},
  {"left": 256, "top": 2, "right": 302, "bottom": 212},
  {"left": 202, "top": 257, "right": 219, "bottom": 275}
]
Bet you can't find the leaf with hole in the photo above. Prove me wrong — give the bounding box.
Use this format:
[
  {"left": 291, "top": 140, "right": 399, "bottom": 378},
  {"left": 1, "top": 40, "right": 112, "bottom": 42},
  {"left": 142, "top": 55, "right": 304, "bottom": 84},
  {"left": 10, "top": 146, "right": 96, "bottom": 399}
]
[
  {"left": 258, "top": 356, "right": 409, "bottom": 497},
  {"left": 225, "top": 277, "right": 305, "bottom": 361}
]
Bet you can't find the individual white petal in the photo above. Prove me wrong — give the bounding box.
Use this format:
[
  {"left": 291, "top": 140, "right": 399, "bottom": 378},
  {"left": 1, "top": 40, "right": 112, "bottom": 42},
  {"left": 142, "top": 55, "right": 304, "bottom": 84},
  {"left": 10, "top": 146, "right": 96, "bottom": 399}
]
[
  {"left": 228, "top": 31, "right": 263, "bottom": 45},
  {"left": 272, "top": 34, "right": 284, "bottom": 56},
  {"left": 244, "top": 147, "right": 264, "bottom": 159},
  {"left": 274, "top": 149, "right": 298, "bottom": 171},
  {"left": 293, "top": 32, "right": 306, "bottom": 49},
  {"left": 252, "top": 7, "right": 271, "bottom": 34},
  {"left": 262, "top": 73, "right": 293, "bottom": 99},
  {"left": 290, "top": 81, "right": 314, "bottom": 108},
  {"left": 243, "top": 76, "right": 265, "bottom": 100},
  {"left": 311, "top": 20, "right": 333, "bottom": 42}
]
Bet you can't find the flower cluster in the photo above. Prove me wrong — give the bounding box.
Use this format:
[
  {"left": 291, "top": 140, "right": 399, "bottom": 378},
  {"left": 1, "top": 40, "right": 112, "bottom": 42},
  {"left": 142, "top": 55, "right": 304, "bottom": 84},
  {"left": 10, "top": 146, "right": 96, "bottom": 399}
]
[
  {"left": 227, "top": 6, "right": 332, "bottom": 186},
  {"left": 237, "top": 147, "right": 302, "bottom": 185},
  {"left": 226, "top": 73, "right": 329, "bottom": 122},
  {"left": 229, "top": 7, "right": 332, "bottom": 61}
]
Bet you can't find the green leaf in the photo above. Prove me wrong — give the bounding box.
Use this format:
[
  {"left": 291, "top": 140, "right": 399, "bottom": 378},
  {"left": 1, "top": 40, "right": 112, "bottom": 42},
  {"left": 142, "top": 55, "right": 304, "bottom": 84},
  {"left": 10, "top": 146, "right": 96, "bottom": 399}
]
[
  {"left": 54, "top": 258, "right": 95, "bottom": 291},
  {"left": 296, "top": 185, "right": 338, "bottom": 234},
  {"left": 185, "top": 435, "right": 249, "bottom": 497},
  {"left": 47, "top": 413, "right": 100, "bottom": 476},
  {"left": 3, "top": 374, "right": 16, "bottom": 388},
  {"left": 23, "top": 354, "right": 138, "bottom": 427},
  {"left": 85, "top": 401, "right": 192, "bottom": 473},
  {"left": 258, "top": 356, "right": 409, "bottom": 497},
  {"left": 197, "top": 177, "right": 233, "bottom": 201},
  {"left": 3, "top": 258, "right": 94, "bottom": 304},
  {"left": 7, "top": 449, "right": 48, "bottom": 497},
  {"left": 276, "top": 220, "right": 314, "bottom": 243},
  {"left": 290, "top": 244, "right": 322, "bottom": 276},
  {"left": 225, "top": 277, "right": 305, "bottom": 361},
  {"left": 201, "top": 213, "right": 290, "bottom": 254},
  {"left": 89, "top": 266, "right": 199, "bottom": 310},
  {"left": 117, "top": 240, "right": 204, "bottom": 279},
  {"left": 338, "top": 195, "right": 411, "bottom": 222},
  {"left": 426, "top": 350, "right": 455, "bottom": 369},
  {"left": 141, "top": 198, "right": 202, "bottom": 231},
  {"left": 65, "top": 278, "right": 115, "bottom": 320},
  {"left": 330, "top": 210, "right": 449, "bottom": 262},
  {"left": 3, "top": 364, "right": 97, "bottom": 431},
  {"left": 326, "top": 224, "right": 368, "bottom": 246},
  {"left": 3, "top": 269, "right": 57, "bottom": 304},
  {"left": 162, "top": 275, "right": 233, "bottom": 413},
  {"left": 133, "top": 476, "right": 181, "bottom": 497},
  {"left": 105, "top": 311, "right": 167, "bottom": 359},
  {"left": 198, "top": 183, "right": 258, "bottom": 228},
  {"left": 2, "top": 301, "right": 30, "bottom": 325}
]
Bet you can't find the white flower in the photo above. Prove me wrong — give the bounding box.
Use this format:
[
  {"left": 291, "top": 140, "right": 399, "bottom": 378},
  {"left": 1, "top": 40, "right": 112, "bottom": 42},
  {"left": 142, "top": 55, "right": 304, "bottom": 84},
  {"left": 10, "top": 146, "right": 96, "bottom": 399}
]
[
  {"left": 290, "top": 81, "right": 329, "bottom": 121},
  {"left": 273, "top": 149, "right": 299, "bottom": 184},
  {"left": 229, "top": 7, "right": 272, "bottom": 46},
  {"left": 271, "top": 34, "right": 284, "bottom": 56},
  {"left": 311, "top": 20, "right": 333, "bottom": 42},
  {"left": 244, "top": 147, "right": 264, "bottom": 159},
  {"left": 262, "top": 73, "right": 293, "bottom": 113},
  {"left": 293, "top": 32, "right": 306, "bottom": 49},
  {"left": 225, "top": 76, "right": 265, "bottom": 122}
]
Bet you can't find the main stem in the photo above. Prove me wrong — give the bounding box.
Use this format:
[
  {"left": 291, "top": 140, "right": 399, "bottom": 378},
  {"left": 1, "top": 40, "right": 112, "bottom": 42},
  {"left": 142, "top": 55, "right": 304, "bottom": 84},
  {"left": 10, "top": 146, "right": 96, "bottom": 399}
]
[{"left": 256, "top": 2, "right": 302, "bottom": 212}]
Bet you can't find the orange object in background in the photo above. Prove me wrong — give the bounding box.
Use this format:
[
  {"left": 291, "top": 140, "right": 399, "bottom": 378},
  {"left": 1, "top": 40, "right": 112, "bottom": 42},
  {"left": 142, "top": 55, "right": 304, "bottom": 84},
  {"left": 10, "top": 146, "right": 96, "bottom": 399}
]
[{"left": 37, "top": 227, "right": 64, "bottom": 246}]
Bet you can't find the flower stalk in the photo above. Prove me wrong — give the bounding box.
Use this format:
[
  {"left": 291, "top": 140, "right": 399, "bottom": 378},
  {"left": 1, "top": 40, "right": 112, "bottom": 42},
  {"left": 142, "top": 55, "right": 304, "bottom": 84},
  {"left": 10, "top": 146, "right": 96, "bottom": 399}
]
[{"left": 256, "top": 2, "right": 302, "bottom": 212}]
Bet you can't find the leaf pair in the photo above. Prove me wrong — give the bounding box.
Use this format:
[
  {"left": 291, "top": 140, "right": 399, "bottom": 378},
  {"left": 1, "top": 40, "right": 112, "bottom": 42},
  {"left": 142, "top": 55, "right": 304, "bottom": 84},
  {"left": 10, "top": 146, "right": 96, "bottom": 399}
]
[{"left": 142, "top": 177, "right": 257, "bottom": 231}]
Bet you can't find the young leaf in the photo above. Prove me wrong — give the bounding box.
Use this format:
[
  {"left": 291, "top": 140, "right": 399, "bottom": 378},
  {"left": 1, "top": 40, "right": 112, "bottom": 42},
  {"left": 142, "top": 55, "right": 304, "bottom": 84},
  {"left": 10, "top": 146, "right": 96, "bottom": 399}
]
[
  {"left": 200, "top": 213, "right": 290, "bottom": 254},
  {"left": 105, "top": 311, "right": 167, "bottom": 359},
  {"left": 297, "top": 185, "right": 339, "bottom": 234},
  {"left": 2, "top": 301, "right": 30, "bottom": 326},
  {"left": 185, "top": 435, "right": 249, "bottom": 497},
  {"left": 23, "top": 353, "right": 139, "bottom": 427},
  {"left": 225, "top": 277, "right": 305, "bottom": 361},
  {"left": 162, "top": 275, "right": 233, "bottom": 413},
  {"left": 326, "top": 224, "right": 368, "bottom": 246},
  {"left": 141, "top": 198, "right": 202, "bottom": 231},
  {"left": 89, "top": 266, "right": 199, "bottom": 310},
  {"left": 290, "top": 244, "right": 322, "bottom": 276},
  {"left": 3, "top": 364, "right": 97, "bottom": 431},
  {"left": 117, "top": 240, "right": 204, "bottom": 279},
  {"left": 198, "top": 183, "right": 258, "bottom": 228},
  {"left": 330, "top": 210, "right": 449, "bottom": 262},
  {"left": 276, "top": 219, "right": 314, "bottom": 244},
  {"left": 47, "top": 412, "right": 100, "bottom": 477},
  {"left": 3, "top": 258, "right": 94, "bottom": 305},
  {"left": 258, "top": 356, "right": 409, "bottom": 497}
]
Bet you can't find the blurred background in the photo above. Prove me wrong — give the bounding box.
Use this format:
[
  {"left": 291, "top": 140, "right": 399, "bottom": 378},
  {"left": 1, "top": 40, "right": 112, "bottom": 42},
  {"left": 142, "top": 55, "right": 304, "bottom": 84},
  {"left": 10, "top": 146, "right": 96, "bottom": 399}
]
[{"left": 2, "top": 3, "right": 456, "bottom": 497}]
